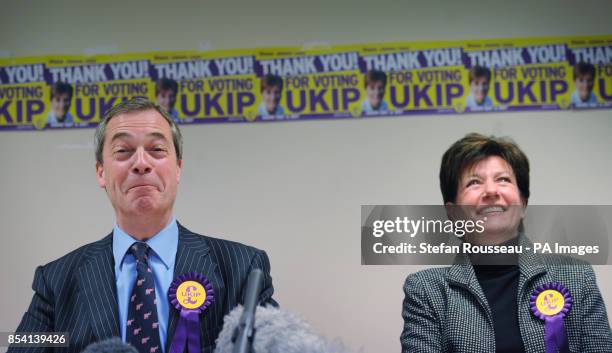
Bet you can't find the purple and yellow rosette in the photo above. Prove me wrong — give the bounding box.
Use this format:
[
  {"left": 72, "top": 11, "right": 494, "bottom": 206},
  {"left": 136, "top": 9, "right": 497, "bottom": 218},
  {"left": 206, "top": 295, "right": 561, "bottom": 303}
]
[
  {"left": 168, "top": 272, "right": 215, "bottom": 353},
  {"left": 530, "top": 282, "right": 572, "bottom": 353}
]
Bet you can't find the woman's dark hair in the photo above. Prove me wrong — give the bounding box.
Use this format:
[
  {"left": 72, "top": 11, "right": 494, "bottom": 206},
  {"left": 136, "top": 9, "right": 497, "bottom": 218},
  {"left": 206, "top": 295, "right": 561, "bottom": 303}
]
[{"left": 439, "top": 133, "right": 530, "bottom": 204}]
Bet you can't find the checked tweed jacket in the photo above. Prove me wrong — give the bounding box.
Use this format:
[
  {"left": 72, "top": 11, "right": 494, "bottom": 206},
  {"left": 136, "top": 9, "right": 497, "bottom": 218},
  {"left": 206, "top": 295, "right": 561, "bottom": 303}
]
[{"left": 401, "top": 236, "right": 612, "bottom": 353}]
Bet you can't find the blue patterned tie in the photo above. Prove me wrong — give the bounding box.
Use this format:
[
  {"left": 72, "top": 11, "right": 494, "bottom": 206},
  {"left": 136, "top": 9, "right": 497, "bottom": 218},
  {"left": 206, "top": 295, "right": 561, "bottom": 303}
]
[{"left": 126, "top": 242, "right": 162, "bottom": 353}]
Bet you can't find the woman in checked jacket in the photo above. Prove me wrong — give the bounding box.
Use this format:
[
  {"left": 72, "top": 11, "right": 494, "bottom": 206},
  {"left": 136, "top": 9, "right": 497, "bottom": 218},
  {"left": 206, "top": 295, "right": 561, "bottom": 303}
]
[{"left": 401, "top": 133, "right": 612, "bottom": 353}]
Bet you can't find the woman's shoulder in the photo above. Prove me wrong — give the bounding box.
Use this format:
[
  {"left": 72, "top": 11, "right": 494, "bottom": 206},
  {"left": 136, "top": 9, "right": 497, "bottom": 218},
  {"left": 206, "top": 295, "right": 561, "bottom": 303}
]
[
  {"left": 539, "top": 257, "right": 597, "bottom": 289},
  {"left": 403, "top": 267, "right": 451, "bottom": 292}
]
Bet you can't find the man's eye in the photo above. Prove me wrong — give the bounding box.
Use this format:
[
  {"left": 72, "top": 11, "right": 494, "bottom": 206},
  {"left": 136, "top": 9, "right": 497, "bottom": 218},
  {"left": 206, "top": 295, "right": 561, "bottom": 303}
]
[{"left": 149, "top": 147, "right": 168, "bottom": 156}]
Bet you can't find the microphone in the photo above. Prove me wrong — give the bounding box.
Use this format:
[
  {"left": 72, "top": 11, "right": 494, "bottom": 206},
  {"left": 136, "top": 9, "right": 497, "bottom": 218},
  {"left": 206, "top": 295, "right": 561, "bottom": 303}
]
[
  {"left": 81, "top": 338, "right": 138, "bottom": 353},
  {"left": 231, "top": 269, "right": 264, "bottom": 353},
  {"left": 215, "top": 305, "right": 352, "bottom": 353}
]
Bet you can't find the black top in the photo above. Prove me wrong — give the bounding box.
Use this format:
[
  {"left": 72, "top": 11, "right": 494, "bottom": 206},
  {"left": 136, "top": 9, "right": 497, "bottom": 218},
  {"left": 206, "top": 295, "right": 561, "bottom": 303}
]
[
  {"left": 471, "top": 236, "right": 526, "bottom": 353},
  {"left": 474, "top": 262, "right": 526, "bottom": 353}
]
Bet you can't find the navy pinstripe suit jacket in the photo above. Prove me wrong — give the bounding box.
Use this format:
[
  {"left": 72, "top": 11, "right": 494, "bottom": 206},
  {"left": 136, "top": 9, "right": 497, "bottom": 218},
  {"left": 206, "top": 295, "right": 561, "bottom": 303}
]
[{"left": 9, "top": 223, "right": 276, "bottom": 353}]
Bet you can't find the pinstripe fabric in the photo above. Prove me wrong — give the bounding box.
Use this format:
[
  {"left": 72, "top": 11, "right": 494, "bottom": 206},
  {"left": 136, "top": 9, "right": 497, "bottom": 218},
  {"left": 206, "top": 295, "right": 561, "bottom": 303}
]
[
  {"left": 9, "top": 223, "right": 276, "bottom": 353},
  {"left": 401, "top": 236, "right": 612, "bottom": 353}
]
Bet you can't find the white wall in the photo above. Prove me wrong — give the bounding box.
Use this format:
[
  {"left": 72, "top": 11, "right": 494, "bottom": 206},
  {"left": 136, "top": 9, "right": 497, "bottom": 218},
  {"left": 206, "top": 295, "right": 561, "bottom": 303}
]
[{"left": 1, "top": 1, "right": 611, "bottom": 352}]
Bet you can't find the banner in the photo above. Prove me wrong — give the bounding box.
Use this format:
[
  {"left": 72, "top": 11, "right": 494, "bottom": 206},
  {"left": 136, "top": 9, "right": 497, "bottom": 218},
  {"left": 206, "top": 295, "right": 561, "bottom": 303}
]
[
  {"left": 255, "top": 47, "right": 362, "bottom": 121},
  {"left": 359, "top": 41, "right": 466, "bottom": 115},
  {"left": 1, "top": 35, "right": 610, "bottom": 130},
  {"left": 149, "top": 50, "right": 259, "bottom": 123}
]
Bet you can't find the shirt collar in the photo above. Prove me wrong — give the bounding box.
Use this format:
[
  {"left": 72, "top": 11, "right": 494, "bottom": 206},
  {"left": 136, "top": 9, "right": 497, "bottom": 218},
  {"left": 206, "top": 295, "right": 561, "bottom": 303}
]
[{"left": 112, "top": 217, "right": 179, "bottom": 271}]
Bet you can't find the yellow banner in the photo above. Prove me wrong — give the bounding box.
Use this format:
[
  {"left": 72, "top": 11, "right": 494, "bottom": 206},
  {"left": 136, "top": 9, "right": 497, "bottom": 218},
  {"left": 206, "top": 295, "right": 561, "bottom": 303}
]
[{"left": 1, "top": 36, "right": 610, "bottom": 130}]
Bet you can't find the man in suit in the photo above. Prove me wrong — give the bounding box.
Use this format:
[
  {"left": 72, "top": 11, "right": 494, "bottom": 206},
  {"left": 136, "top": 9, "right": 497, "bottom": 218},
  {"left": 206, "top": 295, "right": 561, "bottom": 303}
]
[{"left": 10, "top": 97, "right": 276, "bottom": 353}]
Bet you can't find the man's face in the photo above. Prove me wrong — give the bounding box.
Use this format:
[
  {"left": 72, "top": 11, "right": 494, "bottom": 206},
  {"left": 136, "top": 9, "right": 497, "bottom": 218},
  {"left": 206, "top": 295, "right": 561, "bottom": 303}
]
[
  {"left": 95, "top": 110, "right": 182, "bottom": 220},
  {"left": 51, "top": 93, "right": 72, "bottom": 119},
  {"left": 575, "top": 74, "right": 594, "bottom": 101},
  {"left": 156, "top": 89, "right": 177, "bottom": 112},
  {"left": 366, "top": 81, "right": 385, "bottom": 109},
  {"left": 262, "top": 86, "right": 282, "bottom": 114},
  {"left": 451, "top": 156, "right": 525, "bottom": 243},
  {"left": 470, "top": 77, "right": 490, "bottom": 105}
]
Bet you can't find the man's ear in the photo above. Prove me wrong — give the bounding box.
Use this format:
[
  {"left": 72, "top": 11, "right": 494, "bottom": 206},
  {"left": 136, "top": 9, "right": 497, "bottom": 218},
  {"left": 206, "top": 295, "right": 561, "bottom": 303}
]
[
  {"left": 176, "top": 159, "right": 182, "bottom": 183},
  {"left": 96, "top": 161, "right": 106, "bottom": 189}
]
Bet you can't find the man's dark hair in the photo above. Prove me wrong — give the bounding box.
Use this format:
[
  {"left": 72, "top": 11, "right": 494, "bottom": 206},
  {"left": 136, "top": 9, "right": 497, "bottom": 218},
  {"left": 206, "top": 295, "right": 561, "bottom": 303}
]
[
  {"left": 468, "top": 66, "right": 492, "bottom": 83},
  {"left": 155, "top": 78, "right": 179, "bottom": 95},
  {"left": 573, "top": 62, "right": 596, "bottom": 80},
  {"left": 50, "top": 82, "right": 74, "bottom": 99},
  {"left": 364, "top": 70, "right": 387, "bottom": 88},
  {"left": 260, "top": 74, "right": 283, "bottom": 92}
]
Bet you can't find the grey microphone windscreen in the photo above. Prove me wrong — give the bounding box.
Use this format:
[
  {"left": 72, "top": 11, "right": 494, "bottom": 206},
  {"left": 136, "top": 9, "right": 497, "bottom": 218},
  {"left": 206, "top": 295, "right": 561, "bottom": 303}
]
[
  {"left": 214, "top": 305, "right": 352, "bottom": 353},
  {"left": 81, "top": 338, "right": 139, "bottom": 353}
]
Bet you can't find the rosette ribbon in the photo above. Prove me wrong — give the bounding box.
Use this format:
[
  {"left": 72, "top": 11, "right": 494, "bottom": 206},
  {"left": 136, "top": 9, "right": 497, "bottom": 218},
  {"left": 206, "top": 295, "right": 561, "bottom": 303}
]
[
  {"left": 530, "top": 282, "right": 572, "bottom": 353},
  {"left": 168, "top": 272, "right": 215, "bottom": 353}
]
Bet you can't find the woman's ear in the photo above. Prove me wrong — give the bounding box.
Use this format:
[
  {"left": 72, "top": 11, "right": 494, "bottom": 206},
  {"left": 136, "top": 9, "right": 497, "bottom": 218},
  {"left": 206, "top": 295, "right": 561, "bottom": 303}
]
[{"left": 445, "top": 201, "right": 456, "bottom": 221}]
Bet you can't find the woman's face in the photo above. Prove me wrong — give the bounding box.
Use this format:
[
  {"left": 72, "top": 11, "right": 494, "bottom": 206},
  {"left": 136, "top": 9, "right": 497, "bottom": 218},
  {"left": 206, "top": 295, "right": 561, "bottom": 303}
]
[
  {"left": 452, "top": 155, "right": 525, "bottom": 243},
  {"left": 470, "top": 77, "right": 490, "bottom": 105},
  {"left": 156, "top": 89, "right": 177, "bottom": 112},
  {"left": 366, "top": 81, "right": 385, "bottom": 109},
  {"left": 51, "top": 93, "right": 71, "bottom": 118},
  {"left": 575, "top": 74, "right": 594, "bottom": 101},
  {"left": 262, "top": 86, "right": 282, "bottom": 114}
]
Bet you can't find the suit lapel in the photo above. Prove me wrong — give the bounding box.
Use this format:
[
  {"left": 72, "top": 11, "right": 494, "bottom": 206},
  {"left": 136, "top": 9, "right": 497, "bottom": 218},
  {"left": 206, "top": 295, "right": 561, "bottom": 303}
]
[
  {"left": 447, "top": 235, "right": 550, "bottom": 352},
  {"left": 166, "top": 224, "right": 220, "bottom": 352},
  {"left": 517, "top": 235, "right": 548, "bottom": 353},
  {"left": 76, "top": 234, "right": 120, "bottom": 341},
  {"left": 446, "top": 254, "right": 493, "bottom": 323},
  {"left": 517, "top": 235, "right": 547, "bottom": 289}
]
